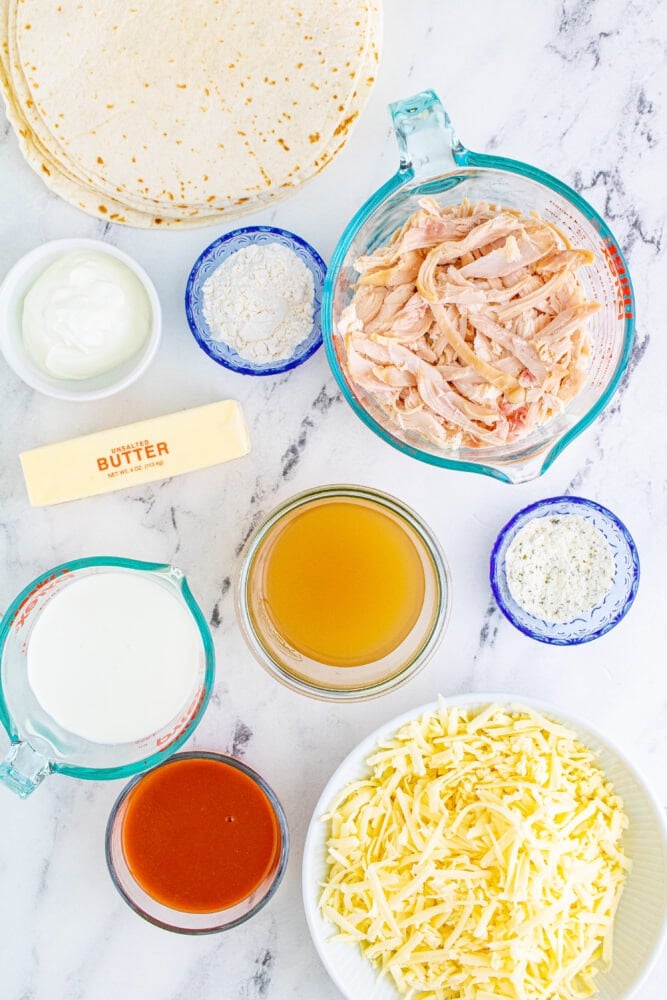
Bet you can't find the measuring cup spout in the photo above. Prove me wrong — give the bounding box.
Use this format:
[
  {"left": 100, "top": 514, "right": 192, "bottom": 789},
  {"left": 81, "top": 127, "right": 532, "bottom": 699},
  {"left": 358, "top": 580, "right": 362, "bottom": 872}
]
[
  {"left": 389, "top": 89, "right": 467, "bottom": 179},
  {"left": 0, "top": 740, "right": 51, "bottom": 798}
]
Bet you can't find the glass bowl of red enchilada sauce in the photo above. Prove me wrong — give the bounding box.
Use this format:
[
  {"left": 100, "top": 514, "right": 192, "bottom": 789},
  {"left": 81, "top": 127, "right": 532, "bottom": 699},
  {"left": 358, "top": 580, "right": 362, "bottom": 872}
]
[{"left": 105, "top": 752, "right": 289, "bottom": 932}]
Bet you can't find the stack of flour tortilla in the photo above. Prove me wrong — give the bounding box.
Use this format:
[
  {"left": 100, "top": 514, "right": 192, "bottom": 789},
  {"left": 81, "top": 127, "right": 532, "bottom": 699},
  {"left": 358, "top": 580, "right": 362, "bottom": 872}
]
[{"left": 0, "top": 0, "right": 380, "bottom": 228}]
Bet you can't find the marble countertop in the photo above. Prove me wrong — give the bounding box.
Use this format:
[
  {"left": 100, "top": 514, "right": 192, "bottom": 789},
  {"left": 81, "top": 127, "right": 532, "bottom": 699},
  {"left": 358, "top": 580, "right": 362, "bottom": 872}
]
[{"left": 1, "top": 1, "right": 665, "bottom": 998}]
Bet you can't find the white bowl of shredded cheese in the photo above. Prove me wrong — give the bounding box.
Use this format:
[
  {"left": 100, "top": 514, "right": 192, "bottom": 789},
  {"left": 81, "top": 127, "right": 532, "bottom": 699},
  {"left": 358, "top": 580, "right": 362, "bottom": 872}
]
[{"left": 303, "top": 695, "right": 667, "bottom": 1000}]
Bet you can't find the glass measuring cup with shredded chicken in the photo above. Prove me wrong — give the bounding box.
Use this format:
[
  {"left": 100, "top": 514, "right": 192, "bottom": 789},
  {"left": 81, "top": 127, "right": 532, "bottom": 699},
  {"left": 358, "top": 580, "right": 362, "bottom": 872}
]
[{"left": 339, "top": 199, "right": 599, "bottom": 449}]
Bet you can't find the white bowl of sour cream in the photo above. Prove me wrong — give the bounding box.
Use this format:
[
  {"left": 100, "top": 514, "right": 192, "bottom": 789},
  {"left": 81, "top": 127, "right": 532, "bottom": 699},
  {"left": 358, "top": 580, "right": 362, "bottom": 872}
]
[{"left": 0, "top": 238, "right": 161, "bottom": 400}]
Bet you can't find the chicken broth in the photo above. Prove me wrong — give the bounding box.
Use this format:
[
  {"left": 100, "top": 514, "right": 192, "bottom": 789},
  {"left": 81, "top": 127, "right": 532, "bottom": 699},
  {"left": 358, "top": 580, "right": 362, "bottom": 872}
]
[{"left": 249, "top": 497, "right": 426, "bottom": 668}]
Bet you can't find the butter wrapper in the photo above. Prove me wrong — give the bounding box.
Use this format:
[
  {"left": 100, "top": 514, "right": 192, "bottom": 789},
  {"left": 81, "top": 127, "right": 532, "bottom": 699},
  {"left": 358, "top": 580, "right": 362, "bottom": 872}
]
[{"left": 20, "top": 399, "right": 249, "bottom": 506}]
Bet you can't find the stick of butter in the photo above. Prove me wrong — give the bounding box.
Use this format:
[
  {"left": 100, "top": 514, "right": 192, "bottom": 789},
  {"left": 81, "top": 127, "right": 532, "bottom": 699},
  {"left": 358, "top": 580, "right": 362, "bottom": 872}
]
[{"left": 20, "top": 399, "right": 250, "bottom": 506}]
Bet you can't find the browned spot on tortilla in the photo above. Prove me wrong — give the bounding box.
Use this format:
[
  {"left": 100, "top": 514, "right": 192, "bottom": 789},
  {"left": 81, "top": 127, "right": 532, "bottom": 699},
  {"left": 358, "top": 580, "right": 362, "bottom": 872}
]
[
  {"left": 144, "top": 82, "right": 150, "bottom": 88},
  {"left": 207, "top": 195, "right": 215, "bottom": 202},
  {"left": 236, "top": 197, "right": 249, "bottom": 204},
  {"left": 367, "top": 76, "right": 374, "bottom": 86},
  {"left": 310, "top": 83, "right": 319, "bottom": 91},
  {"left": 41, "top": 163, "right": 51, "bottom": 175},
  {"left": 176, "top": 83, "right": 187, "bottom": 89},
  {"left": 97, "top": 156, "right": 104, "bottom": 164},
  {"left": 237, "top": 130, "right": 246, "bottom": 137},
  {"left": 277, "top": 138, "right": 289, "bottom": 152},
  {"left": 228, "top": 63, "right": 236, "bottom": 69},
  {"left": 309, "top": 132, "right": 320, "bottom": 143},
  {"left": 154, "top": 218, "right": 163, "bottom": 225},
  {"left": 106, "top": 103, "right": 114, "bottom": 109},
  {"left": 24, "top": 24, "right": 31, "bottom": 29},
  {"left": 98, "top": 205, "right": 108, "bottom": 214},
  {"left": 296, "top": 62, "right": 304, "bottom": 69},
  {"left": 333, "top": 111, "right": 358, "bottom": 138}
]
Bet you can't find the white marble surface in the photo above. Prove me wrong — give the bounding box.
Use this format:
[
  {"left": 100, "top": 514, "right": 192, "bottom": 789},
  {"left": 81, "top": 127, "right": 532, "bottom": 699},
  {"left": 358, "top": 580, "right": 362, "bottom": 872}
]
[{"left": 0, "top": 1, "right": 665, "bottom": 997}]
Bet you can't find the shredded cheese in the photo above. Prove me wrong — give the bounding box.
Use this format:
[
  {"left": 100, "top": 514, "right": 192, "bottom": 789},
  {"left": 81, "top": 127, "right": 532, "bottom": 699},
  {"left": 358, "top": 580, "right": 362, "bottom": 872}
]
[{"left": 319, "top": 703, "right": 629, "bottom": 1000}]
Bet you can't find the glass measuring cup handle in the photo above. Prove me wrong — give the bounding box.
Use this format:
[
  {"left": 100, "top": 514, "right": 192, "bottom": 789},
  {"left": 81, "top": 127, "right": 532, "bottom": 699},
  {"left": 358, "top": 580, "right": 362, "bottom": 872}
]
[
  {"left": 389, "top": 89, "right": 468, "bottom": 180},
  {"left": 0, "top": 740, "right": 52, "bottom": 798}
]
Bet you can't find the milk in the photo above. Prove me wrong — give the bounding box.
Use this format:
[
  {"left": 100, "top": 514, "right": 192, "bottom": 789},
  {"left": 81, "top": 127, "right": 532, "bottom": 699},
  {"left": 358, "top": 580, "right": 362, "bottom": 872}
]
[{"left": 27, "top": 572, "right": 202, "bottom": 744}]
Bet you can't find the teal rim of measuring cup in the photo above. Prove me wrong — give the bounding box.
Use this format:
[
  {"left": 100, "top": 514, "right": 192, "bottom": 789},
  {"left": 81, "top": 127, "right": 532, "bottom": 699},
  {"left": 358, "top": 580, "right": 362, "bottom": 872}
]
[
  {"left": 321, "top": 129, "right": 636, "bottom": 484},
  {"left": 0, "top": 555, "right": 216, "bottom": 781}
]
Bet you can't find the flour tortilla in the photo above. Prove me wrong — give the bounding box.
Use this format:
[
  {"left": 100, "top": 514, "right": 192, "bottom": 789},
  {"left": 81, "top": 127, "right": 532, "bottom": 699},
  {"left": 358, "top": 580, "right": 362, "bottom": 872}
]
[{"left": 0, "top": 0, "right": 381, "bottom": 227}]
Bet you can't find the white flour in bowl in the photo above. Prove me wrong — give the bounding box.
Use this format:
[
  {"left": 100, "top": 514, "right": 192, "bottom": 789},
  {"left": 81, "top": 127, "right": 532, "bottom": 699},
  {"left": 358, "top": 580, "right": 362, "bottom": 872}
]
[{"left": 202, "top": 242, "right": 314, "bottom": 363}]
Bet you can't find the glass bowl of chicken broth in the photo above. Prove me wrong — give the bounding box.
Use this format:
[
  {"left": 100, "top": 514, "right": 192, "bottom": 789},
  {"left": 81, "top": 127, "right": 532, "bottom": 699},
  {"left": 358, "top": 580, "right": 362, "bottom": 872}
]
[
  {"left": 235, "top": 485, "right": 451, "bottom": 700},
  {"left": 321, "top": 90, "right": 634, "bottom": 484}
]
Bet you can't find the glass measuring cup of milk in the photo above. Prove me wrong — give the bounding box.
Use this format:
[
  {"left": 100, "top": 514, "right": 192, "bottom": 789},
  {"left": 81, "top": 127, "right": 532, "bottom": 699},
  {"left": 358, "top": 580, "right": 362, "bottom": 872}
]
[{"left": 0, "top": 556, "right": 215, "bottom": 797}]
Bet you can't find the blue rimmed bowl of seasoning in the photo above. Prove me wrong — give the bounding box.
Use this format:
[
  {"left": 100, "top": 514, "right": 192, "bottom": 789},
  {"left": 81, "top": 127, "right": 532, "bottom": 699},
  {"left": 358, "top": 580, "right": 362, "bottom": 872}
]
[
  {"left": 490, "top": 496, "right": 640, "bottom": 645},
  {"left": 185, "top": 226, "right": 326, "bottom": 376}
]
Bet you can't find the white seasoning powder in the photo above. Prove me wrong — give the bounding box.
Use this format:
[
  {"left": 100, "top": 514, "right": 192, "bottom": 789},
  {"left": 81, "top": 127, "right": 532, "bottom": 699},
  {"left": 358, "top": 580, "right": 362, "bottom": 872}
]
[
  {"left": 202, "top": 242, "right": 315, "bottom": 363},
  {"left": 505, "top": 514, "right": 615, "bottom": 622}
]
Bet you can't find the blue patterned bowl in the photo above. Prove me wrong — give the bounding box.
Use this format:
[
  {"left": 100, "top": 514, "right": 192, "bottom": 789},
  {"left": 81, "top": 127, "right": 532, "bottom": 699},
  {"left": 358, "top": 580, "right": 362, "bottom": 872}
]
[
  {"left": 185, "top": 226, "right": 326, "bottom": 376},
  {"left": 490, "top": 496, "right": 640, "bottom": 645}
]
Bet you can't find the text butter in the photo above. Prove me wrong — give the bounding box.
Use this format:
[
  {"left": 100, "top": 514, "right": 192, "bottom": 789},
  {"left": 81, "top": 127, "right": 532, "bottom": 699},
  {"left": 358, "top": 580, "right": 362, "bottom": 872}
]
[{"left": 20, "top": 400, "right": 250, "bottom": 506}]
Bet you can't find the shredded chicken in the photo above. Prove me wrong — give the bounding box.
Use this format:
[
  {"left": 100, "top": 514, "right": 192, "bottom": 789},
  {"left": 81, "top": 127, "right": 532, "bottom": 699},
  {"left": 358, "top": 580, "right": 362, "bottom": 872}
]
[{"left": 340, "top": 199, "right": 599, "bottom": 449}]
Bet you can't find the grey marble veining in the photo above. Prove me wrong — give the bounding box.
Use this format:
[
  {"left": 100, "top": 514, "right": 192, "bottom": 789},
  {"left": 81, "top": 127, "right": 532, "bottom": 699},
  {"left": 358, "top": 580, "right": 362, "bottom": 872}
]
[{"left": 1, "top": 1, "right": 666, "bottom": 998}]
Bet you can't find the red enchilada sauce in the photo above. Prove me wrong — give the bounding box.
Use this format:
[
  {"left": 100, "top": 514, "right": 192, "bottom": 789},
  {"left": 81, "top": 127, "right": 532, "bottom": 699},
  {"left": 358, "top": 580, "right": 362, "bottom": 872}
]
[{"left": 121, "top": 756, "right": 282, "bottom": 913}]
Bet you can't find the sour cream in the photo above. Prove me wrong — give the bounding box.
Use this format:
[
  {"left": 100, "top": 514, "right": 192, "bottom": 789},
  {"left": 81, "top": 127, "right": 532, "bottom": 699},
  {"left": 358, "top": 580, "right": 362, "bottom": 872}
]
[
  {"left": 21, "top": 251, "right": 151, "bottom": 379},
  {"left": 26, "top": 572, "right": 202, "bottom": 744}
]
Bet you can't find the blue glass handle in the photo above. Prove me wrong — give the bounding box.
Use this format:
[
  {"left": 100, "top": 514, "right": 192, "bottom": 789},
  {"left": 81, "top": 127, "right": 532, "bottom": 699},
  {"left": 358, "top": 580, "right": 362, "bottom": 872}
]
[
  {"left": 389, "top": 89, "right": 467, "bottom": 178},
  {"left": 0, "top": 740, "right": 51, "bottom": 798}
]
